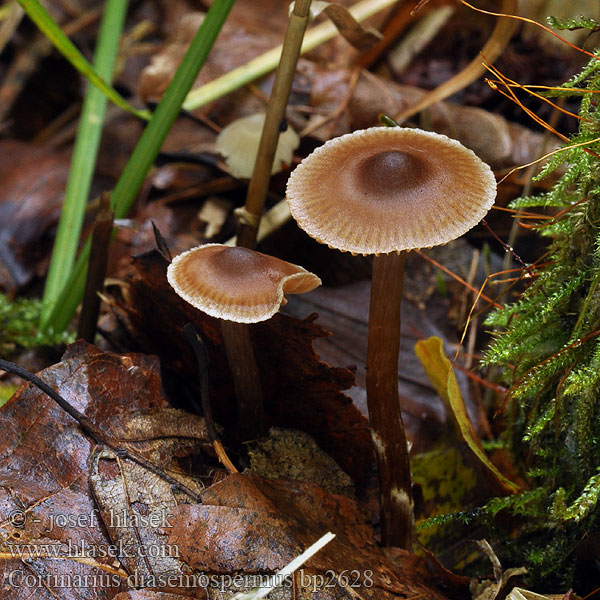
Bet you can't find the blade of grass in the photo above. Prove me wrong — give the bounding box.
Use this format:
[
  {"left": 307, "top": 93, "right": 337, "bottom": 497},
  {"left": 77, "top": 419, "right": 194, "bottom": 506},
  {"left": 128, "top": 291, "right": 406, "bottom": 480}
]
[
  {"left": 182, "top": 0, "right": 396, "bottom": 112},
  {"left": 41, "top": 0, "right": 236, "bottom": 333},
  {"left": 16, "top": 0, "right": 150, "bottom": 120},
  {"left": 41, "top": 0, "right": 129, "bottom": 325}
]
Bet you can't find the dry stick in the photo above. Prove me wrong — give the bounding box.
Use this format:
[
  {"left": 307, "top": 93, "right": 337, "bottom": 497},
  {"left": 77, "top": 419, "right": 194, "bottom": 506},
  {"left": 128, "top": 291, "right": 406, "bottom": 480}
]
[
  {"left": 0, "top": 3, "right": 24, "bottom": 57},
  {"left": 223, "top": 0, "right": 312, "bottom": 441},
  {"left": 0, "top": 358, "right": 202, "bottom": 503},
  {"left": 394, "top": 0, "right": 517, "bottom": 124},
  {"left": 182, "top": 323, "right": 238, "bottom": 474},
  {"left": 236, "top": 0, "right": 312, "bottom": 249},
  {"left": 77, "top": 193, "right": 114, "bottom": 342},
  {"left": 366, "top": 251, "right": 413, "bottom": 549}
]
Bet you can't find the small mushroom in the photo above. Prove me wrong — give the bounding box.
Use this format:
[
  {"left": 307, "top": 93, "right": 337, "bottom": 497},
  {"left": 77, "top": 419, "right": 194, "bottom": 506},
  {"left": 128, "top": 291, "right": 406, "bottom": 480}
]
[
  {"left": 168, "top": 244, "right": 321, "bottom": 438},
  {"left": 286, "top": 126, "right": 496, "bottom": 548}
]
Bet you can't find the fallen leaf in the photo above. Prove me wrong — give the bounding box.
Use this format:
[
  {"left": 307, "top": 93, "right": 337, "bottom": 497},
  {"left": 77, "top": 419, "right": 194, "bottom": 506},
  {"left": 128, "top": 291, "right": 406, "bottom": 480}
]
[
  {"left": 0, "top": 342, "right": 208, "bottom": 599},
  {"left": 317, "top": 3, "right": 383, "bottom": 52},
  {"left": 167, "top": 472, "right": 454, "bottom": 599},
  {"left": 89, "top": 445, "right": 192, "bottom": 581},
  {"left": 0, "top": 141, "right": 70, "bottom": 293},
  {"left": 111, "top": 250, "right": 374, "bottom": 488},
  {"left": 415, "top": 336, "right": 519, "bottom": 494}
]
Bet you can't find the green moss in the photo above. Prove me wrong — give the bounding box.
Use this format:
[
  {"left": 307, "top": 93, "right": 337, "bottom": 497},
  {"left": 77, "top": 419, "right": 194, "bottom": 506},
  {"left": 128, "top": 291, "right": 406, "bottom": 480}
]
[
  {"left": 481, "top": 45, "right": 600, "bottom": 589},
  {"left": 0, "top": 293, "right": 73, "bottom": 356}
]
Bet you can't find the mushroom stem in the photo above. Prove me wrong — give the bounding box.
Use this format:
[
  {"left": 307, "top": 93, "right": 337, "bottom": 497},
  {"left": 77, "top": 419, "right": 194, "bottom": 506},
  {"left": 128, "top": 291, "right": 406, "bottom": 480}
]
[
  {"left": 366, "top": 250, "right": 413, "bottom": 549},
  {"left": 221, "top": 320, "right": 264, "bottom": 440}
]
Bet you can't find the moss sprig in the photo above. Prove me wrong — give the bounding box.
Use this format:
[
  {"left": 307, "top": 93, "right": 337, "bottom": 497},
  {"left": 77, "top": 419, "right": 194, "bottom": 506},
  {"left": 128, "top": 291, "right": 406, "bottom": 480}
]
[{"left": 479, "top": 50, "right": 600, "bottom": 589}]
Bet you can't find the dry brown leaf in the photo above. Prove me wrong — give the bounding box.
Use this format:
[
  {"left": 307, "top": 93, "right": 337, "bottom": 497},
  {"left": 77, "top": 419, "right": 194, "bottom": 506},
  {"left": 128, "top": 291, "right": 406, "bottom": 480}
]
[
  {"left": 304, "top": 66, "right": 558, "bottom": 171},
  {"left": 0, "top": 140, "right": 70, "bottom": 293},
  {"left": 112, "top": 250, "right": 374, "bottom": 488},
  {"left": 139, "top": 8, "right": 282, "bottom": 110},
  {"left": 0, "top": 342, "right": 209, "bottom": 599},
  {"left": 166, "top": 473, "right": 456, "bottom": 599}
]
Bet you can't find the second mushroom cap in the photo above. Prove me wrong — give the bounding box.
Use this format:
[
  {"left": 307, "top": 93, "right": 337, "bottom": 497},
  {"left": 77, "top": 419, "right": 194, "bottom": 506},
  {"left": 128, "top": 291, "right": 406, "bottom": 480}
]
[
  {"left": 167, "top": 244, "right": 321, "bottom": 323},
  {"left": 285, "top": 126, "right": 497, "bottom": 255}
]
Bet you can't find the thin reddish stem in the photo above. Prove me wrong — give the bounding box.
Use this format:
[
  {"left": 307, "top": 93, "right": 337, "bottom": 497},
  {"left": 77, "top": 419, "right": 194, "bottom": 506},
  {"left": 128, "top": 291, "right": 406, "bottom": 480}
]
[{"left": 367, "top": 251, "right": 413, "bottom": 549}]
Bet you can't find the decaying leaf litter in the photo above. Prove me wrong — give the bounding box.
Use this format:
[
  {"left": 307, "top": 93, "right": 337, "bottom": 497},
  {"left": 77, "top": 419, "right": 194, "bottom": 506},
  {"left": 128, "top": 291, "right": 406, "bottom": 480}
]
[{"left": 1, "top": 0, "right": 599, "bottom": 598}]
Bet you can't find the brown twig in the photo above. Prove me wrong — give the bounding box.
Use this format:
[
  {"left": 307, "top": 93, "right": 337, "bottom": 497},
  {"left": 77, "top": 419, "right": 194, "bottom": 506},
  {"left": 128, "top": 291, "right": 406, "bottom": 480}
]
[
  {"left": 77, "top": 193, "right": 114, "bottom": 342},
  {"left": 0, "top": 358, "right": 202, "bottom": 502}
]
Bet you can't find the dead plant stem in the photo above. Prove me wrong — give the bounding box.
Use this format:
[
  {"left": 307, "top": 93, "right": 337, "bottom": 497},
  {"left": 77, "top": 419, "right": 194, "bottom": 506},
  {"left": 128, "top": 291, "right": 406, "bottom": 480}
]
[{"left": 237, "top": 0, "right": 312, "bottom": 249}]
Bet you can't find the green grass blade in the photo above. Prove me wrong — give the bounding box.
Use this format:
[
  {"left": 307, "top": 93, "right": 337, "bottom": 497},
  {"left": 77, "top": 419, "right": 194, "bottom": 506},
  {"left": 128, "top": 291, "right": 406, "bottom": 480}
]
[
  {"left": 16, "top": 0, "right": 150, "bottom": 120},
  {"left": 42, "top": 0, "right": 236, "bottom": 333},
  {"left": 41, "top": 0, "right": 129, "bottom": 325}
]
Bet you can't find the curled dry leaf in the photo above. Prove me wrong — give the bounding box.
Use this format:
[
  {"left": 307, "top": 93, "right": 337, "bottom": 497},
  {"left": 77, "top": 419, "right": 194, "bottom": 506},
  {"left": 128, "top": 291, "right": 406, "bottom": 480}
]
[
  {"left": 415, "top": 336, "right": 519, "bottom": 495},
  {"left": 0, "top": 342, "right": 209, "bottom": 599},
  {"left": 309, "top": 2, "right": 383, "bottom": 52}
]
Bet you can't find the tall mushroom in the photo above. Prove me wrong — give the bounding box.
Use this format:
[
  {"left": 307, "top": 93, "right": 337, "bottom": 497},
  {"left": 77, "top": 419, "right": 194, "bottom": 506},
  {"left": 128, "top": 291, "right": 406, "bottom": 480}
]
[
  {"left": 167, "top": 243, "right": 321, "bottom": 439},
  {"left": 286, "top": 126, "right": 496, "bottom": 548}
]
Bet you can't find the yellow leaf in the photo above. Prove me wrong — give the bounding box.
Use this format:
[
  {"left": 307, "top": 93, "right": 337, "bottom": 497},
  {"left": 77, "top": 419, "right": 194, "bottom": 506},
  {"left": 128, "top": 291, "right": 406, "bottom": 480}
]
[{"left": 415, "top": 336, "right": 519, "bottom": 494}]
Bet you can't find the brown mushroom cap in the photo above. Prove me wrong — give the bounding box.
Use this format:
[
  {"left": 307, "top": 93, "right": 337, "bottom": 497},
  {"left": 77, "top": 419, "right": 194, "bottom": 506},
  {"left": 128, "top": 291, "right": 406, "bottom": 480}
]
[
  {"left": 167, "top": 244, "right": 321, "bottom": 323},
  {"left": 286, "top": 127, "right": 497, "bottom": 255}
]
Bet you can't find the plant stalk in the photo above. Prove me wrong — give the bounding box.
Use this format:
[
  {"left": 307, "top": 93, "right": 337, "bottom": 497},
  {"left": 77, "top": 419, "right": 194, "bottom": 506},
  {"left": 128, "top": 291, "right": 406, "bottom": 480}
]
[
  {"left": 236, "top": 0, "right": 312, "bottom": 249},
  {"left": 77, "top": 194, "right": 114, "bottom": 343},
  {"left": 226, "top": 0, "right": 312, "bottom": 441},
  {"left": 182, "top": 0, "right": 397, "bottom": 113},
  {"left": 41, "top": 0, "right": 235, "bottom": 333},
  {"left": 366, "top": 251, "right": 413, "bottom": 549},
  {"left": 41, "top": 0, "right": 128, "bottom": 325}
]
